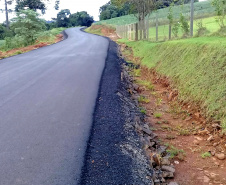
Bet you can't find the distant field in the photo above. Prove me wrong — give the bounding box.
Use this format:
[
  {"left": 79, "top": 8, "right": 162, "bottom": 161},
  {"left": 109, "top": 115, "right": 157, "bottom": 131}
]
[{"left": 96, "top": 1, "right": 215, "bottom": 26}]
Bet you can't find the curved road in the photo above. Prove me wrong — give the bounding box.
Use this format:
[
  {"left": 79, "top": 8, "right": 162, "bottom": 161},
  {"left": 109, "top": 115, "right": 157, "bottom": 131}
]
[{"left": 0, "top": 28, "right": 109, "bottom": 185}]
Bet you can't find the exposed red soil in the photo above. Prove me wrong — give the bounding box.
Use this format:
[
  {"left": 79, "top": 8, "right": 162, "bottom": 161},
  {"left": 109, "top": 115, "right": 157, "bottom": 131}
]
[
  {"left": 120, "top": 43, "right": 226, "bottom": 185},
  {"left": 0, "top": 34, "right": 63, "bottom": 59},
  {"left": 89, "top": 25, "right": 119, "bottom": 41}
]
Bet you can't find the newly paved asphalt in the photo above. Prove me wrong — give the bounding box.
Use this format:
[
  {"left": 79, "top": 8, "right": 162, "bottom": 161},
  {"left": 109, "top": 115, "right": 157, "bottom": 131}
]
[{"left": 0, "top": 28, "right": 109, "bottom": 185}]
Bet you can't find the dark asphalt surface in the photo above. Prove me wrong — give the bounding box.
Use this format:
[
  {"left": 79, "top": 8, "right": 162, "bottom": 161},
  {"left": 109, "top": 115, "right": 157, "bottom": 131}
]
[{"left": 0, "top": 28, "right": 109, "bottom": 185}]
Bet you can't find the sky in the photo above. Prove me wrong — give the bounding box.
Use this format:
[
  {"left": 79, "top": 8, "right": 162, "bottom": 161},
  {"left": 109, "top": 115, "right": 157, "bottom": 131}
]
[{"left": 0, "top": 0, "right": 110, "bottom": 23}]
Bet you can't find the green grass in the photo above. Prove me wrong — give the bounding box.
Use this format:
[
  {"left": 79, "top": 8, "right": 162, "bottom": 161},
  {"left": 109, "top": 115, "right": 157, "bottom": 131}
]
[
  {"left": 138, "top": 96, "right": 150, "bottom": 103},
  {"left": 154, "top": 113, "right": 162, "bottom": 118},
  {"left": 166, "top": 145, "right": 186, "bottom": 160},
  {"left": 96, "top": 1, "right": 214, "bottom": 26},
  {"left": 119, "top": 36, "right": 226, "bottom": 130},
  {"left": 201, "top": 152, "right": 211, "bottom": 158},
  {"left": 85, "top": 27, "right": 103, "bottom": 35},
  {"left": 136, "top": 79, "right": 154, "bottom": 90}
]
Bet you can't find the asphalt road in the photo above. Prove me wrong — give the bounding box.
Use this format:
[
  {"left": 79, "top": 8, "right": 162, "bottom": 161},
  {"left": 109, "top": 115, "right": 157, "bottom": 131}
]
[{"left": 0, "top": 28, "right": 109, "bottom": 185}]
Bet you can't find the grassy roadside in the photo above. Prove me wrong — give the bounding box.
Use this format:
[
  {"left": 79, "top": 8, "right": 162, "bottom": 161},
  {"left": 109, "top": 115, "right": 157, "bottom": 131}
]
[
  {"left": 118, "top": 37, "right": 226, "bottom": 130},
  {"left": 0, "top": 27, "right": 66, "bottom": 59}
]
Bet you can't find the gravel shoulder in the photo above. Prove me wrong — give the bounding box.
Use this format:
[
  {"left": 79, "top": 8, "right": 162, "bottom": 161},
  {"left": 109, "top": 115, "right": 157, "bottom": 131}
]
[{"left": 79, "top": 37, "right": 152, "bottom": 184}]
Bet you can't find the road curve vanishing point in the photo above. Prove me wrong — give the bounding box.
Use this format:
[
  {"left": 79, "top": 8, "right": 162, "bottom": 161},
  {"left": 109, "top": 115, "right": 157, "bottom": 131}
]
[{"left": 0, "top": 28, "right": 109, "bottom": 185}]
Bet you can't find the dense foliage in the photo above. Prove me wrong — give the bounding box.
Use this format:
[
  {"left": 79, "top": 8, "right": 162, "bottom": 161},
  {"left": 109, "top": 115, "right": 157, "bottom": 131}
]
[
  {"left": 3, "top": 9, "right": 46, "bottom": 49},
  {"left": 99, "top": 1, "right": 134, "bottom": 20},
  {"left": 56, "top": 9, "right": 94, "bottom": 27}
]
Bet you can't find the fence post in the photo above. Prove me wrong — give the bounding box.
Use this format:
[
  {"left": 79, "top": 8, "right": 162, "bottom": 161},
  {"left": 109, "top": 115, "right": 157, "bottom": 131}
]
[
  {"left": 135, "top": 23, "right": 138, "bottom": 41},
  {"left": 146, "top": 19, "right": 150, "bottom": 41},
  {"left": 156, "top": 12, "right": 158, "bottom": 41},
  {"left": 190, "top": 0, "right": 194, "bottom": 36}
]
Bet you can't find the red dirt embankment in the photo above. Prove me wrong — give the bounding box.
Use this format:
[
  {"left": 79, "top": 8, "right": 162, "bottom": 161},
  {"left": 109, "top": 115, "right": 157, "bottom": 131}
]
[{"left": 0, "top": 34, "right": 63, "bottom": 59}]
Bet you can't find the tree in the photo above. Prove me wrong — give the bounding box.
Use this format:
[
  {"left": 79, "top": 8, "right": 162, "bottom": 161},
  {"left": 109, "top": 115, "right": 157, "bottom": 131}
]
[
  {"left": 112, "top": 0, "right": 157, "bottom": 39},
  {"left": 0, "top": 0, "right": 13, "bottom": 29},
  {"left": 212, "top": 0, "right": 226, "bottom": 28},
  {"left": 15, "top": 0, "right": 60, "bottom": 14},
  {"left": 15, "top": 0, "right": 46, "bottom": 14},
  {"left": 56, "top": 9, "right": 71, "bottom": 27},
  {"left": 10, "top": 9, "right": 46, "bottom": 45},
  {"left": 99, "top": 1, "right": 135, "bottom": 20},
  {"left": 69, "top": 11, "right": 94, "bottom": 27}
]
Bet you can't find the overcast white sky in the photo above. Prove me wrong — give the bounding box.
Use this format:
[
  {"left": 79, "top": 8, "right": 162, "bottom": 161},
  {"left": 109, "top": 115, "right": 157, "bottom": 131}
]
[{"left": 0, "top": 0, "right": 109, "bottom": 23}]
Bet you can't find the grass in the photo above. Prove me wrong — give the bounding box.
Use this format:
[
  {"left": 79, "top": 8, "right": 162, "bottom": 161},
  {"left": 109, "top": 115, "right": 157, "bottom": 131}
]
[
  {"left": 138, "top": 96, "right": 150, "bottom": 103},
  {"left": 201, "top": 152, "right": 211, "bottom": 159},
  {"left": 0, "top": 27, "right": 66, "bottom": 52},
  {"left": 166, "top": 145, "right": 186, "bottom": 160},
  {"left": 85, "top": 26, "right": 103, "bottom": 35},
  {"left": 118, "top": 36, "right": 226, "bottom": 130},
  {"left": 140, "top": 107, "right": 147, "bottom": 114},
  {"left": 96, "top": 1, "right": 214, "bottom": 26},
  {"left": 154, "top": 112, "right": 162, "bottom": 118},
  {"left": 136, "top": 79, "right": 154, "bottom": 90}
]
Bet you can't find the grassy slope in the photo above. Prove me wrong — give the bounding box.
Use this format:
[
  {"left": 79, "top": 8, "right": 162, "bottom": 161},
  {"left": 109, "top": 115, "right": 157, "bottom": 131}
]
[
  {"left": 119, "top": 37, "right": 226, "bottom": 129},
  {"left": 97, "top": 1, "right": 214, "bottom": 26}
]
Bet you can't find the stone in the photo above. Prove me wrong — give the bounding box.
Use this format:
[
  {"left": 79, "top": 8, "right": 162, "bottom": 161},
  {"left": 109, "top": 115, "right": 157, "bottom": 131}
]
[
  {"left": 207, "top": 135, "right": 214, "bottom": 141},
  {"left": 161, "top": 157, "right": 171, "bottom": 165},
  {"left": 210, "top": 173, "right": 220, "bottom": 181},
  {"left": 213, "top": 143, "right": 218, "bottom": 147},
  {"left": 215, "top": 153, "right": 225, "bottom": 160},
  {"left": 168, "top": 182, "right": 179, "bottom": 185},
  {"left": 142, "top": 124, "right": 152, "bottom": 135},
  {"left": 133, "top": 84, "right": 139, "bottom": 91},
  {"left": 211, "top": 150, "right": 216, "bottom": 156},
  {"left": 161, "top": 165, "right": 175, "bottom": 173},
  {"left": 162, "top": 171, "right": 174, "bottom": 178},
  {"left": 174, "top": 161, "right": 179, "bottom": 165},
  {"left": 152, "top": 154, "right": 161, "bottom": 166},
  {"left": 194, "top": 136, "right": 203, "bottom": 141},
  {"left": 193, "top": 140, "right": 200, "bottom": 145},
  {"left": 203, "top": 176, "right": 210, "bottom": 183}
]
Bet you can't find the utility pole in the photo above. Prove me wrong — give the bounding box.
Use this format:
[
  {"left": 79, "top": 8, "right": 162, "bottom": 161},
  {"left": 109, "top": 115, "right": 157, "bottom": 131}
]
[
  {"left": 190, "top": 0, "right": 194, "bottom": 36},
  {"left": 4, "top": 0, "right": 9, "bottom": 29}
]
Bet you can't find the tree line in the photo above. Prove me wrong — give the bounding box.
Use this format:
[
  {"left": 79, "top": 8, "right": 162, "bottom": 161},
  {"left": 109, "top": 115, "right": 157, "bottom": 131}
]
[
  {"left": 0, "top": 0, "right": 94, "bottom": 40},
  {"left": 99, "top": 0, "right": 198, "bottom": 21}
]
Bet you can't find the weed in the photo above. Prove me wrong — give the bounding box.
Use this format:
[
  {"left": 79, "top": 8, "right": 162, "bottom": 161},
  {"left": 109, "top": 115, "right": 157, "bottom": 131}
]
[
  {"left": 154, "top": 113, "right": 162, "bottom": 118},
  {"left": 167, "top": 145, "right": 186, "bottom": 160},
  {"left": 161, "top": 125, "right": 172, "bottom": 131},
  {"left": 138, "top": 96, "right": 150, "bottom": 103},
  {"left": 156, "top": 98, "right": 162, "bottom": 106},
  {"left": 178, "top": 128, "right": 190, "bottom": 136},
  {"left": 140, "top": 107, "right": 146, "bottom": 114},
  {"left": 136, "top": 79, "right": 154, "bottom": 91},
  {"left": 163, "top": 120, "right": 169, "bottom": 124},
  {"left": 15, "top": 50, "right": 23, "bottom": 55},
  {"left": 201, "top": 152, "right": 211, "bottom": 159},
  {"left": 165, "top": 135, "right": 176, "bottom": 140},
  {"left": 156, "top": 121, "right": 162, "bottom": 124},
  {"left": 133, "top": 69, "right": 141, "bottom": 77}
]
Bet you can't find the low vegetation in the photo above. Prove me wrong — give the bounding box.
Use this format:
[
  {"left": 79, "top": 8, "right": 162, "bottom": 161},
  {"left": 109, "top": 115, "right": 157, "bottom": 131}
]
[{"left": 119, "top": 35, "right": 226, "bottom": 130}]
